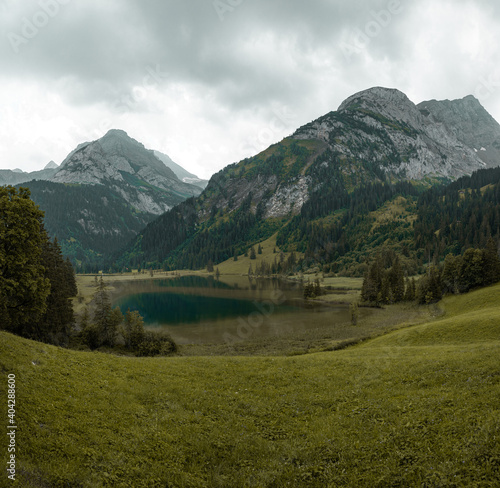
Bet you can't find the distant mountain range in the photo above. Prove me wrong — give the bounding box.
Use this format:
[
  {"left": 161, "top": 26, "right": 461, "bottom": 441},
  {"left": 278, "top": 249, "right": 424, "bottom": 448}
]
[
  {"left": 0, "top": 130, "right": 207, "bottom": 271},
  {"left": 117, "top": 87, "right": 500, "bottom": 272},
  {"left": 154, "top": 151, "right": 208, "bottom": 189},
  {"left": 3, "top": 87, "right": 500, "bottom": 273}
]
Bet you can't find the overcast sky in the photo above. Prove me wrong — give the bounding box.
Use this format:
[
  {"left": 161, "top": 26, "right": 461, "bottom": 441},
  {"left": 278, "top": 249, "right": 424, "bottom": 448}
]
[{"left": 1, "top": 0, "right": 500, "bottom": 179}]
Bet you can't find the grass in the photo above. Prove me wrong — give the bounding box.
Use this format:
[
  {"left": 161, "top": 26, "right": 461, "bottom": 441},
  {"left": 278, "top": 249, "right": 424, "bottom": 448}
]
[
  {"left": 214, "top": 233, "right": 298, "bottom": 276},
  {"left": 1, "top": 284, "right": 499, "bottom": 486}
]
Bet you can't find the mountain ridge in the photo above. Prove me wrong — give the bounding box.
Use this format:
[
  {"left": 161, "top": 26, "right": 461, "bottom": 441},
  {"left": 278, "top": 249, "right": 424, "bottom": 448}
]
[{"left": 117, "top": 86, "right": 500, "bottom": 271}]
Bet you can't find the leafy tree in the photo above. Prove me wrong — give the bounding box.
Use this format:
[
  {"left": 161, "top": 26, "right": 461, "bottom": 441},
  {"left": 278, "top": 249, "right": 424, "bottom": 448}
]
[
  {"left": 79, "top": 307, "right": 99, "bottom": 350},
  {"left": 0, "top": 186, "right": 51, "bottom": 338},
  {"left": 137, "top": 330, "right": 177, "bottom": 357},
  {"left": 417, "top": 266, "right": 442, "bottom": 304},
  {"left": 442, "top": 253, "right": 460, "bottom": 294},
  {"left": 123, "top": 309, "right": 145, "bottom": 350},
  {"left": 303, "top": 282, "right": 315, "bottom": 299},
  {"left": 403, "top": 277, "right": 416, "bottom": 302},
  {"left": 458, "top": 248, "right": 484, "bottom": 293}
]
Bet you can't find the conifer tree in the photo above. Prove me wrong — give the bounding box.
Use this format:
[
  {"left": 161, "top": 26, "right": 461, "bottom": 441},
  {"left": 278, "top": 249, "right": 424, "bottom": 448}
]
[
  {"left": 0, "top": 186, "right": 50, "bottom": 337},
  {"left": 389, "top": 255, "right": 405, "bottom": 302},
  {"left": 483, "top": 237, "right": 500, "bottom": 286},
  {"left": 37, "top": 237, "right": 77, "bottom": 344},
  {"left": 92, "top": 277, "right": 122, "bottom": 347}
]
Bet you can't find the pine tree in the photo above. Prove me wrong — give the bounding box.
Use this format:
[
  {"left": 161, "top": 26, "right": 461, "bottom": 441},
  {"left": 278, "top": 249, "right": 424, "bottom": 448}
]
[
  {"left": 249, "top": 247, "right": 257, "bottom": 260},
  {"left": 37, "top": 238, "right": 77, "bottom": 344},
  {"left": 257, "top": 244, "right": 263, "bottom": 254},
  {"left": 79, "top": 307, "right": 99, "bottom": 350},
  {"left": 92, "top": 277, "right": 122, "bottom": 347},
  {"left": 442, "top": 254, "right": 460, "bottom": 294},
  {"left": 379, "top": 275, "right": 392, "bottom": 304},
  {"left": 483, "top": 237, "right": 500, "bottom": 286},
  {"left": 314, "top": 278, "right": 321, "bottom": 297},
  {"left": 389, "top": 255, "right": 405, "bottom": 302}
]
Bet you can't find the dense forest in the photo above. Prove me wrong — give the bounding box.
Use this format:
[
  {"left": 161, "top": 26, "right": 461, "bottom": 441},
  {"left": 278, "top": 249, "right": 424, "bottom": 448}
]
[
  {"left": 116, "top": 166, "right": 500, "bottom": 276},
  {"left": 18, "top": 180, "right": 166, "bottom": 273},
  {"left": 0, "top": 186, "right": 77, "bottom": 345},
  {"left": 414, "top": 167, "right": 500, "bottom": 259}
]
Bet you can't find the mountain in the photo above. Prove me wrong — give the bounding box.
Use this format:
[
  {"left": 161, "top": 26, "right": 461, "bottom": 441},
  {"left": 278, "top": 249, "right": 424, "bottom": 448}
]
[
  {"left": 0, "top": 167, "right": 58, "bottom": 186},
  {"left": 297, "top": 86, "right": 486, "bottom": 180},
  {"left": 154, "top": 151, "right": 209, "bottom": 189},
  {"left": 4, "top": 130, "right": 208, "bottom": 271},
  {"left": 52, "top": 129, "right": 202, "bottom": 214},
  {"left": 417, "top": 95, "right": 500, "bottom": 168},
  {"left": 19, "top": 180, "right": 162, "bottom": 272},
  {"left": 44, "top": 160, "right": 59, "bottom": 170},
  {"left": 117, "top": 87, "right": 500, "bottom": 272}
]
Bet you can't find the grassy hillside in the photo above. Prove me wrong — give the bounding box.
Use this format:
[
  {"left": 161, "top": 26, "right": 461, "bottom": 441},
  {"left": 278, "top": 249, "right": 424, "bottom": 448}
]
[
  {"left": 214, "top": 233, "right": 299, "bottom": 275},
  {"left": 1, "top": 284, "right": 500, "bottom": 487}
]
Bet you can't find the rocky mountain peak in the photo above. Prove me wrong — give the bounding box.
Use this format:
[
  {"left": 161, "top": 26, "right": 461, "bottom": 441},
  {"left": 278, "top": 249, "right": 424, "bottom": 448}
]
[
  {"left": 293, "top": 86, "right": 487, "bottom": 181},
  {"left": 417, "top": 96, "right": 500, "bottom": 168},
  {"left": 338, "top": 87, "right": 423, "bottom": 128},
  {"left": 51, "top": 129, "right": 202, "bottom": 215},
  {"left": 44, "top": 160, "right": 58, "bottom": 170}
]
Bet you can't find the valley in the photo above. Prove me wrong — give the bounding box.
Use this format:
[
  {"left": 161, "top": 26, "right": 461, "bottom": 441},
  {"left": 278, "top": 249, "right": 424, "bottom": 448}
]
[
  {"left": 2, "top": 85, "right": 500, "bottom": 487},
  {"left": 1, "top": 282, "right": 499, "bottom": 486}
]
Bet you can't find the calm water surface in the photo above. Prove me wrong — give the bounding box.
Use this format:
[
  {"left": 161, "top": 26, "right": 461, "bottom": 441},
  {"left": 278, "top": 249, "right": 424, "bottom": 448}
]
[{"left": 112, "top": 275, "right": 351, "bottom": 344}]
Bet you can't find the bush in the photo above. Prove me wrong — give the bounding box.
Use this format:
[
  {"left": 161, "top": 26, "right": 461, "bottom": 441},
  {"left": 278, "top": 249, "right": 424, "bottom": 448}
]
[{"left": 137, "top": 330, "right": 178, "bottom": 357}]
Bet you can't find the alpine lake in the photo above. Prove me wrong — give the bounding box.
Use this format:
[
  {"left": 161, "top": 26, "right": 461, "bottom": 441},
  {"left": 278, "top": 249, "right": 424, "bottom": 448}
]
[{"left": 111, "top": 275, "right": 371, "bottom": 346}]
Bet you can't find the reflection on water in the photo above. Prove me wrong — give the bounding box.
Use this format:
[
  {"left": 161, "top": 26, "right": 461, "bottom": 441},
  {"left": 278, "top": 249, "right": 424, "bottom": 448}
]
[{"left": 112, "top": 275, "right": 352, "bottom": 344}]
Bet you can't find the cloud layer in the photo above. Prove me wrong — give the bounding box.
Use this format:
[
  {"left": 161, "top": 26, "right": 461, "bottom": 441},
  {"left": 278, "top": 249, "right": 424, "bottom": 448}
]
[{"left": 1, "top": 0, "right": 499, "bottom": 178}]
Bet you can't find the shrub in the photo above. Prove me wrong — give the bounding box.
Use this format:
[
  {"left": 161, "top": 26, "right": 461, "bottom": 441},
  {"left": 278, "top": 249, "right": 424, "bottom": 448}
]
[{"left": 137, "top": 330, "right": 178, "bottom": 357}]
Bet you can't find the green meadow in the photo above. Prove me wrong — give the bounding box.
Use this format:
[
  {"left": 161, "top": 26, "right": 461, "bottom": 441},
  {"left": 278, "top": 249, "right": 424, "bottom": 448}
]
[{"left": 1, "top": 284, "right": 500, "bottom": 487}]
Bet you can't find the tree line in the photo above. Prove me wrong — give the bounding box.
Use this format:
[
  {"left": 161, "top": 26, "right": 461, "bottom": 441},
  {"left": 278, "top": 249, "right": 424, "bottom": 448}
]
[
  {"left": 0, "top": 186, "right": 77, "bottom": 345},
  {"left": 361, "top": 238, "right": 500, "bottom": 306},
  {"left": 78, "top": 277, "right": 177, "bottom": 356}
]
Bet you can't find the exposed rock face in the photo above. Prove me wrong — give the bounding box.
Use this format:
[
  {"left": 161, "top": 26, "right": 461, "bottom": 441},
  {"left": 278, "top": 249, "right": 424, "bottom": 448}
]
[
  {"left": 52, "top": 129, "right": 202, "bottom": 214},
  {"left": 418, "top": 95, "right": 500, "bottom": 168},
  {"left": 295, "top": 86, "right": 486, "bottom": 181},
  {"left": 195, "top": 87, "right": 499, "bottom": 224}
]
